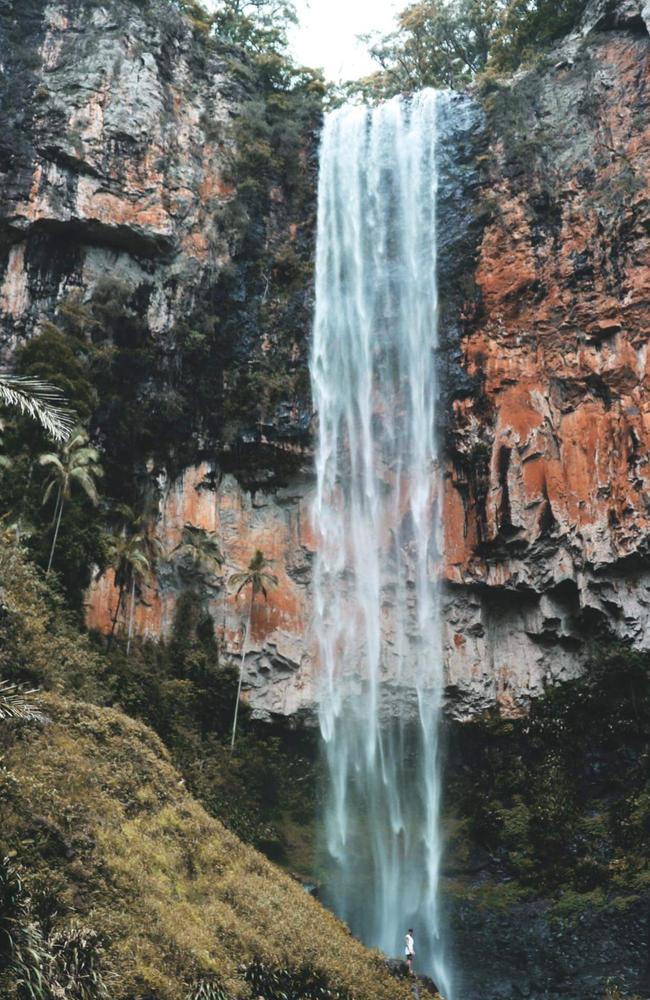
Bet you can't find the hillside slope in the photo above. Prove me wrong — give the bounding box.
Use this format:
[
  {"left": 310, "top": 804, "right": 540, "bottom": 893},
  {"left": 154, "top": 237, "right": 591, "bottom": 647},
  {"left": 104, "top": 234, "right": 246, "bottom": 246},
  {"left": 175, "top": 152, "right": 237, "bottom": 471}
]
[
  {"left": 0, "top": 540, "right": 410, "bottom": 1000},
  {"left": 0, "top": 693, "right": 410, "bottom": 1000}
]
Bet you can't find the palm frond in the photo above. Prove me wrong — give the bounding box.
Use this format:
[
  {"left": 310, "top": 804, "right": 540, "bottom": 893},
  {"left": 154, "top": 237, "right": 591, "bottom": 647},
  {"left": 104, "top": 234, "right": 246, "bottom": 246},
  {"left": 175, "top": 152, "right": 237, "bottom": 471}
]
[
  {"left": 173, "top": 523, "right": 224, "bottom": 575},
  {"left": 112, "top": 503, "right": 139, "bottom": 529},
  {"left": 228, "top": 571, "right": 250, "bottom": 595},
  {"left": 0, "top": 681, "right": 48, "bottom": 724},
  {"left": 251, "top": 572, "right": 278, "bottom": 599},
  {"left": 38, "top": 453, "right": 64, "bottom": 471},
  {"left": 107, "top": 527, "right": 159, "bottom": 586},
  {"left": 64, "top": 429, "right": 90, "bottom": 452},
  {"left": 229, "top": 550, "right": 278, "bottom": 601},
  {"left": 0, "top": 373, "right": 75, "bottom": 443},
  {"left": 70, "top": 446, "right": 101, "bottom": 468},
  {"left": 69, "top": 467, "right": 101, "bottom": 504},
  {"left": 41, "top": 479, "right": 58, "bottom": 508}
]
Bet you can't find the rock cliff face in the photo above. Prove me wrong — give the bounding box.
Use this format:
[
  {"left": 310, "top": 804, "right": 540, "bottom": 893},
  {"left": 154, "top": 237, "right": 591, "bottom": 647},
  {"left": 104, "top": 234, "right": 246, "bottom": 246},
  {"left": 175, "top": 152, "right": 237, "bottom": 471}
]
[
  {"left": 2, "top": 0, "right": 649, "bottom": 724},
  {"left": 86, "top": 464, "right": 318, "bottom": 719},
  {"left": 443, "top": 1, "right": 650, "bottom": 717},
  {"left": 0, "top": 0, "right": 238, "bottom": 345}
]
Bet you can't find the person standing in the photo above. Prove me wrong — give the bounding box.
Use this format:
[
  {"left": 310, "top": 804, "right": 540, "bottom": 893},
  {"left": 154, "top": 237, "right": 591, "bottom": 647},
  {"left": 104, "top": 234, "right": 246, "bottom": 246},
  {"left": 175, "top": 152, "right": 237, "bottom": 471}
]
[{"left": 404, "top": 928, "right": 415, "bottom": 973}]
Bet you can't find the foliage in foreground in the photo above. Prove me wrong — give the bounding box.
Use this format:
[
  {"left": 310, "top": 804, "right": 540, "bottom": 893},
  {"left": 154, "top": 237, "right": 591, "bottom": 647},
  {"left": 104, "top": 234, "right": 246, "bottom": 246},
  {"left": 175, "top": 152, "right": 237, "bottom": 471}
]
[
  {"left": 0, "top": 856, "right": 111, "bottom": 1000},
  {"left": 0, "top": 510, "right": 399, "bottom": 1000},
  {"left": 0, "top": 539, "right": 316, "bottom": 866},
  {"left": 0, "top": 372, "right": 75, "bottom": 443}
]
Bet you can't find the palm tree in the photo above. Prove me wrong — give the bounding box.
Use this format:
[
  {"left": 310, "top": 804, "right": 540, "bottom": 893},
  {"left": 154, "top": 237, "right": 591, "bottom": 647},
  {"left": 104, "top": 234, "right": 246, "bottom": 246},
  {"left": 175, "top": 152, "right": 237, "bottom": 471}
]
[
  {"left": 106, "top": 507, "right": 163, "bottom": 655},
  {"left": 0, "top": 372, "right": 74, "bottom": 442},
  {"left": 172, "top": 523, "right": 224, "bottom": 586},
  {"left": 40, "top": 429, "right": 103, "bottom": 575},
  {"left": 228, "top": 549, "right": 278, "bottom": 750}
]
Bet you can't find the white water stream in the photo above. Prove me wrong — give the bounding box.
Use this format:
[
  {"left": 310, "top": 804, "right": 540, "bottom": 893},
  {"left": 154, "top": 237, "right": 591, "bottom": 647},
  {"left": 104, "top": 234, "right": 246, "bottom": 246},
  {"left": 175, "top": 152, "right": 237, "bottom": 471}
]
[{"left": 310, "top": 90, "right": 451, "bottom": 997}]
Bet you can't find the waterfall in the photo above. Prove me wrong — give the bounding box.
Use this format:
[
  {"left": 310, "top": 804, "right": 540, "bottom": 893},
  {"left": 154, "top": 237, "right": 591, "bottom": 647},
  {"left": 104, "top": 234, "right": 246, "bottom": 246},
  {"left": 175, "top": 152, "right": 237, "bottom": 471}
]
[{"left": 310, "top": 90, "right": 451, "bottom": 999}]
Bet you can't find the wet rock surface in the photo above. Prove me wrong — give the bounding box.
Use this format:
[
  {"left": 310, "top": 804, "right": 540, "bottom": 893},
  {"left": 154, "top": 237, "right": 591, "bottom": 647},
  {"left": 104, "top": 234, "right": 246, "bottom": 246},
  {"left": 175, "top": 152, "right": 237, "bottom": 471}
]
[{"left": 446, "top": 889, "right": 650, "bottom": 1000}]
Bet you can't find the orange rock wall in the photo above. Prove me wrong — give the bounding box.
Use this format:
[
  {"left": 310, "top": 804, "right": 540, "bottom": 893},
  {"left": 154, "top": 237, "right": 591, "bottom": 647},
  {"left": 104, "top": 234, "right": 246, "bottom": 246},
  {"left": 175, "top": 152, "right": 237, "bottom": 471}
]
[
  {"left": 439, "top": 22, "right": 650, "bottom": 717},
  {"left": 0, "top": 0, "right": 237, "bottom": 343},
  {"left": 446, "top": 28, "right": 650, "bottom": 580},
  {"left": 86, "top": 465, "right": 318, "bottom": 718}
]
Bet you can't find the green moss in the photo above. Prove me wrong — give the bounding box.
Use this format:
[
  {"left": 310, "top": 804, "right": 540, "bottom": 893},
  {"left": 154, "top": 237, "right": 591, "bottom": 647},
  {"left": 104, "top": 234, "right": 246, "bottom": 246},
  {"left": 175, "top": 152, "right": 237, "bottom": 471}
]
[
  {"left": 550, "top": 887, "right": 608, "bottom": 921},
  {"left": 0, "top": 695, "right": 408, "bottom": 1000},
  {"left": 475, "top": 881, "right": 535, "bottom": 911},
  {"left": 0, "top": 540, "right": 105, "bottom": 699},
  {"left": 0, "top": 541, "right": 407, "bottom": 1000},
  {"left": 443, "top": 878, "right": 533, "bottom": 911}
]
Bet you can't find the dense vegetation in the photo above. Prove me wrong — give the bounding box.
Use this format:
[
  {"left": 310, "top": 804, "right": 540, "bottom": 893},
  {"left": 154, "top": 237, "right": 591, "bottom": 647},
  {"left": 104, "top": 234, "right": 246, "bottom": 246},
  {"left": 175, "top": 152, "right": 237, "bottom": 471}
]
[
  {"left": 0, "top": 539, "right": 409, "bottom": 1000},
  {"left": 445, "top": 644, "right": 650, "bottom": 912},
  {"left": 349, "top": 0, "right": 588, "bottom": 98},
  {"left": 0, "top": 538, "right": 317, "bottom": 869}
]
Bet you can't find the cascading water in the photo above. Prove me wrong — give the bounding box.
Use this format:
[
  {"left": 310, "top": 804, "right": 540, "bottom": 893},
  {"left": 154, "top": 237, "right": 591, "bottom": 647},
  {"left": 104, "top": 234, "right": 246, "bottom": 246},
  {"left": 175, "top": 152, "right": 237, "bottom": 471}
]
[{"left": 310, "top": 90, "right": 451, "bottom": 998}]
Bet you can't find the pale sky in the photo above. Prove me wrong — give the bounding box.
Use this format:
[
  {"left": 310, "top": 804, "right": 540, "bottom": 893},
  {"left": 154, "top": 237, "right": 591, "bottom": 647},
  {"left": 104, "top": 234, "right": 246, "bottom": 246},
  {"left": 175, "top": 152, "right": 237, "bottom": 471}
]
[
  {"left": 205, "top": 0, "right": 401, "bottom": 82},
  {"left": 289, "top": 0, "right": 400, "bottom": 81}
]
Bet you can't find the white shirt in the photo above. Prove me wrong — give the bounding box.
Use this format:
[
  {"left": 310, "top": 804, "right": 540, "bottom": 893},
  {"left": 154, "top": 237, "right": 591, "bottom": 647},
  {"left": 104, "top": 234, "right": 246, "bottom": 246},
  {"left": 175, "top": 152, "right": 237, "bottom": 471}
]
[{"left": 405, "top": 933, "right": 414, "bottom": 956}]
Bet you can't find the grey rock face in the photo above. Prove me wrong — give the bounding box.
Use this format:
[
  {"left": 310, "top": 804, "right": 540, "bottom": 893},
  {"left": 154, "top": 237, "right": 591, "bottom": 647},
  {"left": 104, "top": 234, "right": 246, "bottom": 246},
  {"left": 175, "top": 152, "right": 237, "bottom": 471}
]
[
  {"left": 581, "top": 0, "right": 650, "bottom": 33},
  {"left": 0, "top": 0, "right": 238, "bottom": 345},
  {"left": 448, "top": 890, "right": 650, "bottom": 1000}
]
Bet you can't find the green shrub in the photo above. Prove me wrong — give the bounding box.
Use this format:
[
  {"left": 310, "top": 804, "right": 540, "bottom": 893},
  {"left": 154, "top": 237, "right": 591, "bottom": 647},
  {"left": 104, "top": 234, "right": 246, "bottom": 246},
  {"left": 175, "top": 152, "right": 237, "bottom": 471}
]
[{"left": 446, "top": 643, "right": 650, "bottom": 901}]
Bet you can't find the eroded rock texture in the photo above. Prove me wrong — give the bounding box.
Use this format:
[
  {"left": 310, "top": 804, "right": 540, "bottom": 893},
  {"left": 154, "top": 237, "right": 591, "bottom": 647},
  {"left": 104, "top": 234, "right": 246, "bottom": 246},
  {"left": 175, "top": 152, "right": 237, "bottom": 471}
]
[
  {"left": 2, "top": 0, "right": 649, "bottom": 724},
  {"left": 442, "top": 5, "right": 650, "bottom": 717},
  {"left": 0, "top": 0, "right": 238, "bottom": 345},
  {"left": 86, "top": 464, "right": 318, "bottom": 719}
]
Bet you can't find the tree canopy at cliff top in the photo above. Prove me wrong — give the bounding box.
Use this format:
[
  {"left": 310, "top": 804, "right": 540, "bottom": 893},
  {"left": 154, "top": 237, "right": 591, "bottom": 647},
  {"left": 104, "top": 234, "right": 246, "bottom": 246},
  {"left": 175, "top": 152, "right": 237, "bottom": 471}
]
[
  {"left": 350, "top": 0, "right": 589, "bottom": 97},
  {"left": 174, "top": 0, "right": 298, "bottom": 54},
  {"left": 175, "top": 0, "right": 587, "bottom": 91}
]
